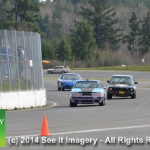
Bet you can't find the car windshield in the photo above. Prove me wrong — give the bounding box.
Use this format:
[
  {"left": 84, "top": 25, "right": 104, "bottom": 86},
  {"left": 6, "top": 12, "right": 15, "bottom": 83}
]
[
  {"left": 74, "top": 81, "right": 102, "bottom": 88},
  {"left": 62, "top": 74, "right": 82, "bottom": 80},
  {"left": 110, "top": 76, "right": 134, "bottom": 85}
]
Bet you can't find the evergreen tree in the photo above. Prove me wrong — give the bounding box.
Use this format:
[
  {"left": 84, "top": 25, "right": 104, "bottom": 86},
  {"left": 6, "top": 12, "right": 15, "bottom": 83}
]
[
  {"left": 11, "top": 0, "right": 41, "bottom": 22},
  {"left": 39, "top": 14, "right": 51, "bottom": 38},
  {"left": 7, "top": 0, "right": 44, "bottom": 36},
  {"left": 79, "top": 0, "right": 122, "bottom": 50},
  {"left": 95, "top": 49, "right": 100, "bottom": 59},
  {"left": 139, "top": 11, "right": 150, "bottom": 54},
  {"left": 50, "top": 19, "right": 62, "bottom": 39},
  {"left": 123, "top": 12, "right": 140, "bottom": 55},
  {"left": 56, "top": 38, "right": 72, "bottom": 61},
  {"left": 30, "top": 0, "right": 40, "bottom": 5},
  {"left": 53, "top": 0, "right": 62, "bottom": 20},
  {"left": 41, "top": 39, "right": 56, "bottom": 60},
  {"left": 70, "top": 19, "right": 95, "bottom": 60},
  {"left": 0, "top": 0, "right": 13, "bottom": 29}
]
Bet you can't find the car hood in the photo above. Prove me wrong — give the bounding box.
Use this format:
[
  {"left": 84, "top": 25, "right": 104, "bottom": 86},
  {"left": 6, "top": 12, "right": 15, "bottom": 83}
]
[
  {"left": 108, "top": 84, "right": 134, "bottom": 88},
  {"left": 62, "top": 80, "right": 78, "bottom": 83}
]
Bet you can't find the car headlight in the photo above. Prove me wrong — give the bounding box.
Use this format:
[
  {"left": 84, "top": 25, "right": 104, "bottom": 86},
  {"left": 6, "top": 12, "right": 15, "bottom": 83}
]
[{"left": 130, "top": 89, "right": 134, "bottom": 91}]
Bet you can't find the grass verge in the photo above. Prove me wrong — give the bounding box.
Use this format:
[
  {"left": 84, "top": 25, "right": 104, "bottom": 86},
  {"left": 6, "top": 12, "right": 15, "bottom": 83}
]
[
  {"left": 44, "top": 77, "right": 150, "bottom": 81},
  {"left": 70, "top": 66, "right": 150, "bottom": 72}
]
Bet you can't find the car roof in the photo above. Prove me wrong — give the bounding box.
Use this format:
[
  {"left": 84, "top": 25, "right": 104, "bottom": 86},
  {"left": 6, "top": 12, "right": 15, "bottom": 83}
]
[
  {"left": 76, "top": 80, "right": 100, "bottom": 82},
  {"left": 112, "top": 75, "right": 133, "bottom": 77}
]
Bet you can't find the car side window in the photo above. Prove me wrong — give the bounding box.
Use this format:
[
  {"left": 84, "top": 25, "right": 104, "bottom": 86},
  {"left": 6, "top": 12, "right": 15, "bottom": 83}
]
[
  {"left": 61, "top": 75, "right": 63, "bottom": 79},
  {"left": 99, "top": 82, "right": 103, "bottom": 88}
]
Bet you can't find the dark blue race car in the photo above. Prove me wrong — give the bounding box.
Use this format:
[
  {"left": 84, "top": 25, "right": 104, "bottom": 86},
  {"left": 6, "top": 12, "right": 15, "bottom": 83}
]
[{"left": 57, "top": 73, "right": 82, "bottom": 91}]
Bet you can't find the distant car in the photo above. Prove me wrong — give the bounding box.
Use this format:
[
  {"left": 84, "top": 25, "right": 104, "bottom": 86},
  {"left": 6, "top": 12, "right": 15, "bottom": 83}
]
[
  {"left": 47, "top": 66, "right": 70, "bottom": 74},
  {"left": 70, "top": 79, "right": 106, "bottom": 107},
  {"left": 107, "top": 75, "right": 138, "bottom": 99},
  {"left": 57, "top": 73, "right": 82, "bottom": 91}
]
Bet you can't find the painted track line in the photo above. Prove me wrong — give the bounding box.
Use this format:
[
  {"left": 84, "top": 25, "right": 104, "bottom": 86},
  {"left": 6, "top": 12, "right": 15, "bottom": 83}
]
[
  {"left": 6, "top": 101, "right": 57, "bottom": 112},
  {"left": 47, "top": 101, "right": 57, "bottom": 107},
  {"left": 6, "top": 124, "right": 150, "bottom": 138}
]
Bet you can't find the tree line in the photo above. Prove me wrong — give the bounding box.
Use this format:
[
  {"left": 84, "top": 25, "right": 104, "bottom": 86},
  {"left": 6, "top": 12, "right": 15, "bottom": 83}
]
[
  {"left": 0, "top": 0, "right": 45, "bottom": 37},
  {"left": 41, "top": 0, "right": 150, "bottom": 61},
  {"left": 1, "top": 0, "right": 150, "bottom": 61}
]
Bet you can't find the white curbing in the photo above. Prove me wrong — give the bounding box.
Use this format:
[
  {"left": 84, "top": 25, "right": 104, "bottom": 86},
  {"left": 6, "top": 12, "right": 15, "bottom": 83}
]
[{"left": 0, "top": 89, "right": 47, "bottom": 110}]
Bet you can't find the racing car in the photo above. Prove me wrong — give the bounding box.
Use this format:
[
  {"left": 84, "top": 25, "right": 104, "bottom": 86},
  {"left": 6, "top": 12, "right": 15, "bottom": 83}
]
[
  {"left": 70, "top": 79, "right": 106, "bottom": 107},
  {"left": 107, "top": 75, "right": 138, "bottom": 99},
  {"left": 57, "top": 73, "right": 82, "bottom": 91}
]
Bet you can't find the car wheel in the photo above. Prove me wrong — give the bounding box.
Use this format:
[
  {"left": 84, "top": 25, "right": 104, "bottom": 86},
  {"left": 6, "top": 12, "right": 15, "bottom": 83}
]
[
  {"left": 70, "top": 99, "right": 77, "bottom": 107},
  {"left": 107, "top": 93, "right": 112, "bottom": 99},
  {"left": 99, "top": 98, "right": 105, "bottom": 106},
  {"left": 131, "top": 93, "right": 136, "bottom": 99},
  {"left": 58, "top": 82, "right": 61, "bottom": 91},
  {"left": 61, "top": 83, "right": 64, "bottom": 91},
  {"left": 48, "top": 71, "right": 52, "bottom": 74}
]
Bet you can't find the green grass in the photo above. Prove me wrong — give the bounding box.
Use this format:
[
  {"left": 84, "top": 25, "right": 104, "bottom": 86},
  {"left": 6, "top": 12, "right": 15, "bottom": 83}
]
[
  {"left": 1, "top": 82, "right": 31, "bottom": 92},
  {"left": 71, "top": 66, "right": 150, "bottom": 72},
  {"left": 44, "top": 77, "right": 150, "bottom": 81}
]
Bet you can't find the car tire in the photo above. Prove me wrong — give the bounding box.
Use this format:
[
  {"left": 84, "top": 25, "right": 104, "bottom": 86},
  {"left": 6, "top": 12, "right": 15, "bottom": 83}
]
[
  {"left": 131, "top": 93, "right": 136, "bottom": 99},
  {"left": 107, "top": 93, "right": 112, "bottom": 99},
  {"left": 61, "top": 83, "right": 64, "bottom": 91},
  {"left": 70, "top": 99, "right": 77, "bottom": 107},
  {"left": 48, "top": 71, "right": 52, "bottom": 74},
  {"left": 99, "top": 98, "right": 105, "bottom": 106},
  {"left": 58, "top": 82, "right": 61, "bottom": 91}
]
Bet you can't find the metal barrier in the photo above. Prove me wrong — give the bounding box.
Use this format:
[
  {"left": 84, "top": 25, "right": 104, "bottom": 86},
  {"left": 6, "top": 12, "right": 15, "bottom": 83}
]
[{"left": 0, "top": 29, "right": 44, "bottom": 92}]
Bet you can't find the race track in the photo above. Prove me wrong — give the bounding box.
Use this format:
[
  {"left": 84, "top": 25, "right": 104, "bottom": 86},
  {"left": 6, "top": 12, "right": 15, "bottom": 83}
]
[{"left": 3, "top": 70, "right": 150, "bottom": 150}]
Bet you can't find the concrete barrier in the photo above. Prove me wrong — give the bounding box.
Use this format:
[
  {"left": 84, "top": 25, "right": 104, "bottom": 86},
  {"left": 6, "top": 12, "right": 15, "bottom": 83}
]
[{"left": 0, "top": 89, "right": 47, "bottom": 110}]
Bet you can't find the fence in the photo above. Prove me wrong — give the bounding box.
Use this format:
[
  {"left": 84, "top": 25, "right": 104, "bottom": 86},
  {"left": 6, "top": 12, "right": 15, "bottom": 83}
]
[
  {"left": 43, "top": 57, "right": 150, "bottom": 69},
  {"left": 0, "top": 29, "right": 44, "bottom": 92}
]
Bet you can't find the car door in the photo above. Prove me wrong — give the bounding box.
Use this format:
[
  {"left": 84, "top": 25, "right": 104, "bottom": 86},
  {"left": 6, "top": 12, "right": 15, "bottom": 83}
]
[
  {"left": 58, "top": 75, "right": 62, "bottom": 86},
  {"left": 53, "top": 67, "right": 56, "bottom": 73},
  {"left": 59, "top": 75, "right": 63, "bottom": 86},
  {"left": 55, "top": 67, "right": 59, "bottom": 73},
  {"left": 59, "top": 66, "right": 62, "bottom": 73}
]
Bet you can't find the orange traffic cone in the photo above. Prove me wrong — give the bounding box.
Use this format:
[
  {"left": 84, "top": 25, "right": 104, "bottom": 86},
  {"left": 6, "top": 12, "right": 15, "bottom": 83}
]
[{"left": 39, "top": 116, "right": 51, "bottom": 136}]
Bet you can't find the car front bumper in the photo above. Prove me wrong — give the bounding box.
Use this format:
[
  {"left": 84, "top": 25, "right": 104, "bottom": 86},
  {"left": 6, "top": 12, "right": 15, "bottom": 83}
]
[
  {"left": 62, "top": 83, "right": 75, "bottom": 89},
  {"left": 107, "top": 91, "right": 135, "bottom": 97},
  {"left": 71, "top": 97, "right": 103, "bottom": 104}
]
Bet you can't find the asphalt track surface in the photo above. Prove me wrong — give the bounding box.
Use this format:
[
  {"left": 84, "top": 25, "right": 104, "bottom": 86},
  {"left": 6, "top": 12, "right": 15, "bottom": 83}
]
[
  {"left": 3, "top": 70, "right": 150, "bottom": 150},
  {"left": 44, "top": 70, "right": 150, "bottom": 80}
]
